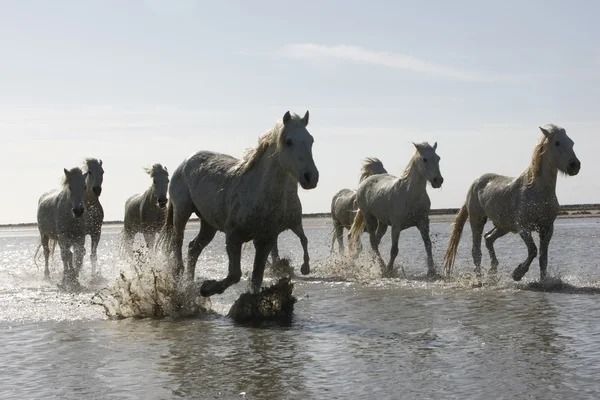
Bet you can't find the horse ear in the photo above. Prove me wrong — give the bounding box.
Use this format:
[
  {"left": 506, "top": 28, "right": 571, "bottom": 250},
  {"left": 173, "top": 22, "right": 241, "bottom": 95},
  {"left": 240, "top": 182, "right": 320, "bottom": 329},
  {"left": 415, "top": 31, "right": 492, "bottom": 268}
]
[
  {"left": 164, "top": 166, "right": 168, "bottom": 172},
  {"left": 412, "top": 142, "right": 419, "bottom": 150},
  {"left": 303, "top": 110, "right": 309, "bottom": 126},
  {"left": 99, "top": 159, "right": 103, "bottom": 166},
  {"left": 433, "top": 142, "right": 438, "bottom": 151},
  {"left": 539, "top": 126, "right": 550, "bottom": 137},
  {"left": 63, "top": 168, "right": 69, "bottom": 176},
  {"left": 283, "top": 111, "right": 291, "bottom": 125}
]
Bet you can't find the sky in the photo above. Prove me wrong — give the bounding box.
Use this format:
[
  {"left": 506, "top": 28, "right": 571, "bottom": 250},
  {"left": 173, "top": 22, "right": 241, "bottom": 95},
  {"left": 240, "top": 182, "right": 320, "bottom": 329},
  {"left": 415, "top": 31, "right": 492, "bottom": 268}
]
[{"left": 1, "top": 0, "right": 599, "bottom": 224}]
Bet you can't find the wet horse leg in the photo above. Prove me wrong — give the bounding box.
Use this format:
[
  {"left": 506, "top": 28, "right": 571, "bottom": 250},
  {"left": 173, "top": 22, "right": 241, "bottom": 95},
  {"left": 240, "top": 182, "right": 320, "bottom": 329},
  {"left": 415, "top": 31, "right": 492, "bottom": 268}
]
[
  {"left": 512, "top": 230, "right": 538, "bottom": 281},
  {"left": 171, "top": 205, "right": 193, "bottom": 281},
  {"left": 417, "top": 218, "right": 436, "bottom": 277},
  {"left": 484, "top": 227, "right": 508, "bottom": 274},
  {"left": 90, "top": 229, "right": 101, "bottom": 277},
  {"left": 200, "top": 233, "right": 243, "bottom": 297},
  {"left": 470, "top": 216, "right": 487, "bottom": 276},
  {"left": 73, "top": 237, "right": 85, "bottom": 283},
  {"left": 364, "top": 213, "right": 386, "bottom": 269},
  {"left": 58, "top": 239, "right": 74, "bottom": 286},
  {"left": 386, "top": 224, "right": 400, "bottom": 278},
  {"left": 186, "top": 220, "right": 217, "bottom": 282},
  {"left": 291, "top": 223, "right": 310, "bottom": 275},
  {"left": 538, "top": 224, "right": 553, "bottom": 280},
  {"left": 270, "top": 240, "right": 281, "bottom": 265},
  {"left": 250, "top": 237, "right": 277, "bottom": 294},
  {"left": 41, "top": 235, "right": 51, "bottom": 279},
  {"left": 332, "top": 220, "right": 344, "bottom": 254},
  {"left": 143, "top": 232, "right": 156, "bottom": 252}
]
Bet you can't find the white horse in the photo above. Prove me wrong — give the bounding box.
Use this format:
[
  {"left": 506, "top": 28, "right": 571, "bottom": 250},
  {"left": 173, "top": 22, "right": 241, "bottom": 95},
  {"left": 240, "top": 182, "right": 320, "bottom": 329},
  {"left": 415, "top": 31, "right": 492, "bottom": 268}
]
[
  {"left": 330, "top": 158, "right": 387, "bottom": 254},
  {"left": 82, "top": 158, "right": 104, "bottom": 278},
  {"left": 123, "top": 164, "right": 170, "bottom": 253},
  {"left": 158, "top": 111, "right": 318, "bottom": 297},
  {"left": 443, "top": 124, "right": 580, "bottom": 281},
  {"left": 349, "top": 143, "right": 444, "bottom": 277},
  {"left": 36, "top": 167, "right": 88, "bottom": 288}
]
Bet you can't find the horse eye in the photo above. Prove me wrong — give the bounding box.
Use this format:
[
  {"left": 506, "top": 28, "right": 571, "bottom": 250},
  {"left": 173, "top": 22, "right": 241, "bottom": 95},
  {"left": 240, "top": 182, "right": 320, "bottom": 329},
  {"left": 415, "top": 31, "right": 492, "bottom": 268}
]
[
  {"left": 555, "top": 141, "right": 560, "bottom": 147},
  {"left": 153, "top": 180, "right": 157, "bottom": 184},
  {"left": 69, "top": 186, "right": 72, "bottom": 190},
  {"left": 286, "top": 139, "right": 293, "bottom": 147},
  {"left": 423, "top": 158, "right": 428, "bottom": 163},
  {"left": 84, "top": 186, "right": 87, "bottom": 191}
]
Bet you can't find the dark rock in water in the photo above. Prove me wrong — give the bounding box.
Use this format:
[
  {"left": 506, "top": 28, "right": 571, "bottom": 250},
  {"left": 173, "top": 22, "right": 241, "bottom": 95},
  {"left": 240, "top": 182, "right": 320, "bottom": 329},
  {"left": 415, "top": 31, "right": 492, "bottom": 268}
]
[{"left": 227, "top": 278, "right": 297, "bottom": 323}]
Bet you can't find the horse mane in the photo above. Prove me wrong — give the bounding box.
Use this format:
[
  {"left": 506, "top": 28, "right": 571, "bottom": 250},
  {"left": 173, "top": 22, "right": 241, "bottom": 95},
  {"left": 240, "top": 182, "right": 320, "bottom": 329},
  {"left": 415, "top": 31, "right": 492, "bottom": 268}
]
[
  {"left": 230, "top": 113, "right": 304, "bottom": 175},
  {"left": 525, "top": 124, "right": 563, "bottom": 185},
  {"left": 62, "top": 167, "right": 84, "bottom": 187},
  {"left": 144, "top": 163, "right": 168, "bottom": 177},
  {"left": 359, "top": 157, "right": 388, "bottom": 182},
  {"left": 401, "top": 142, "right": 431, "bottom": 179},
  {"left": 83, "top": 158, "right": 102, "bottom": 171}
]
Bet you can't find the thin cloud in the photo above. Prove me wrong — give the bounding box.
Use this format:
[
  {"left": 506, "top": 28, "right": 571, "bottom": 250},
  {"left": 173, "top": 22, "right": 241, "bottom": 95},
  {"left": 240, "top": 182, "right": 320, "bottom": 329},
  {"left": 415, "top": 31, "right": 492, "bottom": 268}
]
[{"left": 278, "top": 43, "right": 505, "bottom": 82}]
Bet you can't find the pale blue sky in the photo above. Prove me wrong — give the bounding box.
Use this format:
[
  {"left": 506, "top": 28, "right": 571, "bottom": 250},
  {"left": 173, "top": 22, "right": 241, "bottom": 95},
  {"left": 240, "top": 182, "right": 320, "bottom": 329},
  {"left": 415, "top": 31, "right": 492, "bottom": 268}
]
[{"left": 1, "top": 0, "right": 599, "bottom": 224}]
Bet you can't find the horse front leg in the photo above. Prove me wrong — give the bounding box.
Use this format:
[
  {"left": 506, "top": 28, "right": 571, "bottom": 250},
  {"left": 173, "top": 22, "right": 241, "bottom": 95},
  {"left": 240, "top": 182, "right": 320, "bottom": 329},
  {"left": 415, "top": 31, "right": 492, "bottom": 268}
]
[
  {"left": 291, "top": 224, "right": 310, "bottom": 275},
  {"left": 200, "top": 233, "right": 243, "bottom": 297},
  {"left": 250, "top": 238, "right": 277, "bottom": 294},
  {"left": 512, "top": 230, "right": 538, "bottom": 281},
  {"left": 58, "top": 239, "right": 75, "bottom": 287},
  {"left": 90, "top": 230, "right": 101, "bottom": 277},
  {"left": 417, "top": 218, "right": 436, "bottom": 277},
  {"left": 270, "top": 240, "right": 281, "bottom": 265},
  {"left": 538, "top": 224, "right": 554, "bottom": 280},
  {"left": 386, "top": 224, "right": 400, "bottom": 278}
]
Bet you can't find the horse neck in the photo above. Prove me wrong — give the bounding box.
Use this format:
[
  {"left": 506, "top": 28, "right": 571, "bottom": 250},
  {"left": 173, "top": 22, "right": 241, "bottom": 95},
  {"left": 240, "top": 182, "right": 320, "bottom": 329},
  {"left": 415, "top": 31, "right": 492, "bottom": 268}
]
[
  {"left": 249, "top": 146, "right": 297, "bottom": 199},
  {"left": 85, "top": 188, "right": 100, "bottom": 205},
  {"left": 142, "top": 185, "right": 157, "bottom": 205},
  {"left": 524, "top": 150, "right": 558, "bottom": 194},
  {"left": 399, "top": 157, "right": 427, "bottom": 192}
]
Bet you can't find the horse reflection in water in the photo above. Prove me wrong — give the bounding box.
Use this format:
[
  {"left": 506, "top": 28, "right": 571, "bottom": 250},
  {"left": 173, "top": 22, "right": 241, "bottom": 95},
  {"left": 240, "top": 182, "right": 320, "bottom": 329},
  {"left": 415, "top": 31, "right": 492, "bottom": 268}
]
[
  {"left": 444, "top": 124, "right": 581, "bottom": 281},
  {"left": 330, "top": 158, "right": 387, "bottom": 255},
  {"left": 35, "top": 167, "right": 88, "bottom": 289},
  {"left": 159, "top": 111, "right": 319, "bottom": 297},
  {"left": 350, "top": 143, "right": 444, "bottom": 278}
]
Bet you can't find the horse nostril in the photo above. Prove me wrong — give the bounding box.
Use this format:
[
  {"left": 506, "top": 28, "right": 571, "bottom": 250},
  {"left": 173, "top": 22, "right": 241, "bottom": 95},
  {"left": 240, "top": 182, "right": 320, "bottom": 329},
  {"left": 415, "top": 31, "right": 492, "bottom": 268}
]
[{"left": 303, "top": 172, "right": 311, "bottom": 183}]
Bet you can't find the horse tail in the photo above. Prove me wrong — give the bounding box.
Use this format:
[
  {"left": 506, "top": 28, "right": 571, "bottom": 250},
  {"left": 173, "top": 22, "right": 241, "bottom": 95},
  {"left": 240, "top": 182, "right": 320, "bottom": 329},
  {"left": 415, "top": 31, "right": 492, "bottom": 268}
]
[
  {"left": 443, "top": 204, "right": 469, "bottom": 277},
  {"left": 156, "top": 200, "right": 174, "bottom": 253},
  {"left": 34, "top": 237, "right": 56, "bottom": 269},
  {"left": 359, "top": 157, "right": 388, "bottom": 183},
  {"left": 349, "top": 210, "right": 366, "bottom": 254}
]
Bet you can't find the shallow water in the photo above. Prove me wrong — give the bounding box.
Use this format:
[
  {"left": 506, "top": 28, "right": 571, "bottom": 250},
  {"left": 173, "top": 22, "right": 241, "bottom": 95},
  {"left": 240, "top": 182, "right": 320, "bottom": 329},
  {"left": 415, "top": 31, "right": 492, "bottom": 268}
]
[{"left": 2, "top": 217, "right": 600, "bottom": 399}]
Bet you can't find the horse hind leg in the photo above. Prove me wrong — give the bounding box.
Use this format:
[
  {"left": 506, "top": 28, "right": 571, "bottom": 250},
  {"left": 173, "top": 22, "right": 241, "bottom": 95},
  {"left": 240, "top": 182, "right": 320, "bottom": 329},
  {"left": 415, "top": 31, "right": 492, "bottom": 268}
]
[
  {"left": 512, "top": 230, "right": 538, "bottom": 281},
  {"left": 469, "top": 215, "right": 487, "bottom": 276},
  {"left": 250, "top": 237, "right": 277, "bottom": 294},
  {"left": 41, "top": 235, "right": 51, "bottom": 279},
  {"left": 186, "top": 220, "right": 217, "bottom": 282},
  {"left": 364, "top": 214, "right": 386, "bottom": 270},
  {"left": 332, "top": 220, "right": 344, "bottom": 255},
  {"left": 484, "top": 227, "right": 508, "bottom": 274}
]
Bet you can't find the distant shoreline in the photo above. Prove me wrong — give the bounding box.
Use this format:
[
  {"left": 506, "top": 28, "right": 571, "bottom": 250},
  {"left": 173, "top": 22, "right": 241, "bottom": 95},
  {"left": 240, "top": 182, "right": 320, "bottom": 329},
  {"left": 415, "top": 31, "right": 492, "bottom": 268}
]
[{"left": 3, "top": 203, "right": 600, "bottom": 228}]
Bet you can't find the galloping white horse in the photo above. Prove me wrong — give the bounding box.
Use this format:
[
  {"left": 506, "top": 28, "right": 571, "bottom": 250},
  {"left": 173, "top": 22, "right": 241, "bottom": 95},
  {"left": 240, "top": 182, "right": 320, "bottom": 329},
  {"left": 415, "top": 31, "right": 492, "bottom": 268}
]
[
  {"left": 349, "top": 143, "right": 444, "bottom": 277},
  {"left": 36, "top": 167, "right": 88, "bottom": 288},
  {"left": 123, "top": 164, "right": 169, "bottom": 253},
  {"left": 444, "top": 125, "right": 580, "bottom": 281},
  {"left": 158, "top": 111, "right": 319, "bottom": 297},
  {"left": 330, "top": 158, "right": 387, "bottom": 254},
  {"left": 82, "top": 158, "right": 104, "bottom": 278}
]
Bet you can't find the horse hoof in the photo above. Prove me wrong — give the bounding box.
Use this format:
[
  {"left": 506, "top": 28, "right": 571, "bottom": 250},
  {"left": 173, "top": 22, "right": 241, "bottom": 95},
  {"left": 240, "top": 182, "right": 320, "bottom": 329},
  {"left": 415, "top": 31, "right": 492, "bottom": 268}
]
[
  {"left": 300, "top": 264, "right": 310, "bottom": 275},
  {"left": 200, "top": 280, "right": 223, "bottom": 297},
  {"left": 512, "top": 266, "right": 527, "bottom": 281},
  {"left": 427, "top": 270, "right": 441, "bottom": 280}
]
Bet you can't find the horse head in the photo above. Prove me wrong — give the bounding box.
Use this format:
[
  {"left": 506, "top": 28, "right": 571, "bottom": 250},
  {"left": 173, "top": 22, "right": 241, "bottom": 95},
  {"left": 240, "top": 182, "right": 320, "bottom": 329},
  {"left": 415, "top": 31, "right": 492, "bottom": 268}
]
[
  {"left": 63, "top": 167, "right": 87, "bottom": 217},
  {"left": 413, "top": 142, "right": 444, "bottom": 188},
  {"left": 85, "top": 158, "right": 104, "bottom": 197},
  {"left": 279, "top": 110, "right": 319, "bottom": 190},
  {"left": 540, "top": 125, "right": 580, "bottom": 176}
]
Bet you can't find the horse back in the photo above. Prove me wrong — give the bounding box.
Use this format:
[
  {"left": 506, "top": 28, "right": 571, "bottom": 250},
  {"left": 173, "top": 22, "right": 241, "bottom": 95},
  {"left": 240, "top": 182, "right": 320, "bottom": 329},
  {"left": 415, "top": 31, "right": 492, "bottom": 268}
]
[{"left": 331, "top": 189, "right": 358, "bottom": 228}]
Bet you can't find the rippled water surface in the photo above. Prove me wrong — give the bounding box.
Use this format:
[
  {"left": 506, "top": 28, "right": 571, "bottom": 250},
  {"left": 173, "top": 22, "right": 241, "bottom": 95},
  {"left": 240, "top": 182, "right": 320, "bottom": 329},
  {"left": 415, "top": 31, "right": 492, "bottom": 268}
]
[{"left": 2, "top": 217, "right": 600, "bottom": 399}]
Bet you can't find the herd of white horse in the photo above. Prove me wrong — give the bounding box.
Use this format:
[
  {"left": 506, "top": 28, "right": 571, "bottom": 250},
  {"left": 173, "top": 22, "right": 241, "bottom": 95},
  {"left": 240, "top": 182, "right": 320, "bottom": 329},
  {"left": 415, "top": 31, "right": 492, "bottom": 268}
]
[{"left": 34, "top": 111, "right": 581, "bottom": 295}]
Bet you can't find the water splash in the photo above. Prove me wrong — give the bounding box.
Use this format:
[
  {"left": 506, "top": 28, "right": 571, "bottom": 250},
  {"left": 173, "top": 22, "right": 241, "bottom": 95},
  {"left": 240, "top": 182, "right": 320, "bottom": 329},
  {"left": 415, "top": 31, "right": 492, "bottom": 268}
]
[{"left": 91, "top": 248, "right": 212, "bottom": 319}]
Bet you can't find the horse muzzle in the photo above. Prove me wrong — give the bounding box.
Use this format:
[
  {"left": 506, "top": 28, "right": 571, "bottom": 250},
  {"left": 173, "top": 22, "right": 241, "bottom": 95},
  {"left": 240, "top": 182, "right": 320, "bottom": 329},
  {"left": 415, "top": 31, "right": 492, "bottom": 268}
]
[
  {"left": 567, "top": 159, "right": 581, "bottom": 176},
  {"left": 299, "top": 170, "right": 319, "bottom": 190},
  {"left": 157, "top": 199, "right": 168, "bottom": 208},
  {"left": 431, "top": 176, "right": 444, "bottom": 189},
  {"left": 93, "top": 186, "right": 102, "bottom": 196},
  {"left": 72, "top": 207, "right": 85, "bottom": 217}
]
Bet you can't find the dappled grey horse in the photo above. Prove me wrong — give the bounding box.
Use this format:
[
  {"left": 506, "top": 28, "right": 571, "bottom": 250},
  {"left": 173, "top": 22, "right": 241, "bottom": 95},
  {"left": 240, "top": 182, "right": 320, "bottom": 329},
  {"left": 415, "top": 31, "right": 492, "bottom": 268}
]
[
  {"left": 350, "top": 143, "right": 444, "bottom": 277},
  {"left": 158, "top": 111, "right": 319, "bottom": 297},
  {"left": 123, "top": 164, "right": 169, "bottom": 253},
  {"left": 36, "top": 167, "right": 88, "bottom": 288},
  {"left": 444, "top": 125, "right": 580, "bottom": 281},
  {"left": 82, "top": 158, "right": 104, "bottom": 278},
  {"left": 330, "top": 158, "right": 387, "bottom": 255}
]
